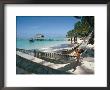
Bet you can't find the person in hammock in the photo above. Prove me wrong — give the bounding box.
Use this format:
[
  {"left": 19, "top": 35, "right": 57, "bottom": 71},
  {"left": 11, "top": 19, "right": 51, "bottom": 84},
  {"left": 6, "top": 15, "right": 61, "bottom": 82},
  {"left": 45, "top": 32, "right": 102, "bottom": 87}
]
[
  {"left": 74, "top": 49, "right": 80, "bottom": 61},
  {"left": 72, "top": 48, "right": 84, "bottom": 72}
]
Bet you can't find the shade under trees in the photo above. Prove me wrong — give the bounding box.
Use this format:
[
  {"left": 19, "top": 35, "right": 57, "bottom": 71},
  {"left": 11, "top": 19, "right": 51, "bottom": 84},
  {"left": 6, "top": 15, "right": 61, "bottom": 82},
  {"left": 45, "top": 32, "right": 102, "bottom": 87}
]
[{"left": 66, "top": 16, "right": 94, "bottom": 45}]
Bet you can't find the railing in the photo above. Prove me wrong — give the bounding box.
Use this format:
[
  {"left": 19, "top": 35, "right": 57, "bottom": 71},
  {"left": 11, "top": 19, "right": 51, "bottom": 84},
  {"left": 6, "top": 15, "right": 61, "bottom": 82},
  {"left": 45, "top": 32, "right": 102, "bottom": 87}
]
[{"left": 16, "top": 48, "right": 76, "bottom": 62}]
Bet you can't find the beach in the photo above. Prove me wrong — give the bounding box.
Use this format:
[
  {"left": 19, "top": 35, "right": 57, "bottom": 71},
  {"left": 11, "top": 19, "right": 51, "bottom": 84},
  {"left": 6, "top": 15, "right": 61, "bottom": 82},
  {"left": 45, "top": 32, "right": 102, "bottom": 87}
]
[{"left": 16, "top": 37, "right": 94, "bottom": 74}]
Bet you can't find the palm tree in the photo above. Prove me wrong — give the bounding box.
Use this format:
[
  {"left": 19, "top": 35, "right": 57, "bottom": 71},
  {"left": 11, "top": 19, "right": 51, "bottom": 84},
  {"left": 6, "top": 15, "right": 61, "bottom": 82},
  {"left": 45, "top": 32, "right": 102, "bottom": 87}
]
[
  {"left": 66, "top": 29, "right": 77, "bottom": 44},
  {"left": 67, "top": 16, "right": 94, "bottom": 44}
]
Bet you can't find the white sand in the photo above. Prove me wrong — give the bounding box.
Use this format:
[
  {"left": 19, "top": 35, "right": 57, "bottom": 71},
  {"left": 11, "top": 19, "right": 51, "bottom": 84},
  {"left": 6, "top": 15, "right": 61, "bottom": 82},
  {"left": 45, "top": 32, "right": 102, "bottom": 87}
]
[
  {"left": 17, "top": 37, "right": 94, "bottom": 74},
  {"left": 36, "top": 39, "right": 94, "bottom": 74},
  {"left": 86, "top": 44, "right": 94, "bottom": 49},
  {"left": 67, "top": 57, "right": 94, "bottom": 74}
]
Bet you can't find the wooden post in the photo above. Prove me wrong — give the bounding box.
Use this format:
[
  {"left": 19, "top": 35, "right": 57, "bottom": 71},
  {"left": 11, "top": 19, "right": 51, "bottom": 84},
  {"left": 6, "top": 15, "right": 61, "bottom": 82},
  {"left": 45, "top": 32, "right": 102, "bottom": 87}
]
[
  {"left": 40, "top": 52, "right": 42, "bottom": 58},
  {"left": 47, "top": 53, "right": 48, "bottom": 58},
  {"left": 52, "top": 53, "right": 54, "bottom": 58},
  {"left": 44, "top": 53, "right": 46, "bottom": 57},
  {"left": 53, "top": 53, "right": 55, "bottom": 59},
  {"left": 54, "top": 53, "right": 56, "bottom": 59},
  {"left": 37, "top": 52, "right": 39, "bottom": 58},
  {"left": 50, "top": 53, "right": 51, "bottom": 58},
  {"left": 49, "top": 53, "right": 51, "bottom": 58},
  {"left": 49, "top": 53, "right": 50, "bottom": 58}
]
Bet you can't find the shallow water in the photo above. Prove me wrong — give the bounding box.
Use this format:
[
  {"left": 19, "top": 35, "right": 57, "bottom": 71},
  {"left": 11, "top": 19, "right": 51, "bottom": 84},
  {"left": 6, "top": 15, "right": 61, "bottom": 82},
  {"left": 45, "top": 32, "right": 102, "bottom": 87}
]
[{"left": 16, "top": 38, "right": 70, "bottom": 50}]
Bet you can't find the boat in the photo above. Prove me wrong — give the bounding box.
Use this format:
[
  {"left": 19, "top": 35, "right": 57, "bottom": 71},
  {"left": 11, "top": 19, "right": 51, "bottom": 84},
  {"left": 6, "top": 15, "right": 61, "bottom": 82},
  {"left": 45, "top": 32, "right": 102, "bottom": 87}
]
[
  {"left": 29, "top": 38, "right": 34, "bottom": 42},
  {"left": 29, "top": 34, "right": 45, "bottom": 42}
]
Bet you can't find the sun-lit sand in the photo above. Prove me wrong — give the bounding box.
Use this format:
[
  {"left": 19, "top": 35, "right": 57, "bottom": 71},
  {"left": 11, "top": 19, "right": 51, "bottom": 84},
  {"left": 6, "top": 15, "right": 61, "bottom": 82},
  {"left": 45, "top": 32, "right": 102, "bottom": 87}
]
[{"left": 17, "top": 37, "right": 94, "bottom": 74}]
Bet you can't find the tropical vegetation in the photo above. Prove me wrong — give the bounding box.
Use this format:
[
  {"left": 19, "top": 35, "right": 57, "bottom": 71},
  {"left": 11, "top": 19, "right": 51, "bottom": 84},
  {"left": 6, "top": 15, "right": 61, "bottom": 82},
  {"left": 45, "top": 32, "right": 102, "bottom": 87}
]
[{"left": 66, "top": 16, "right": 94, "bottom": 44}]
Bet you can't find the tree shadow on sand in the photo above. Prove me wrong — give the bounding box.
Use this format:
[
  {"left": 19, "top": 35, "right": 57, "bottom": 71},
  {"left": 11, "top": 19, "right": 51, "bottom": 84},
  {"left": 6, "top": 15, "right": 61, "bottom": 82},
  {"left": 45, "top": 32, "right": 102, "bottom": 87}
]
[
  {"left": 57, "top": 60, "right": 94, "bottom": 74},
  {"left": 58, "top": 60, "right": 81, "bottom": 71}
]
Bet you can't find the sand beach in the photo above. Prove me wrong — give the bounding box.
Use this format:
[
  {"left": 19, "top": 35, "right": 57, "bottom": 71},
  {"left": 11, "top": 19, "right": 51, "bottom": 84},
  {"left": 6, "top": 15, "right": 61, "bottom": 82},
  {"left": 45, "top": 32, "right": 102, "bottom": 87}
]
[{"left": 16, "top": 37, "right": 94, "bottom": 74}]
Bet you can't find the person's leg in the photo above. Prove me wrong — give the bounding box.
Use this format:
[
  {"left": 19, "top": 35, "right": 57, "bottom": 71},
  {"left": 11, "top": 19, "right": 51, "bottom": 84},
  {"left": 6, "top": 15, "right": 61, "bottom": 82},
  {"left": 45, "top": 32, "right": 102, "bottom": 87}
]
[
  {"left": 73, "top": 67, "right": 76, "bottom": 72},
  {"left": 72, "top": 58, "right": 78, "bottom": 72}
]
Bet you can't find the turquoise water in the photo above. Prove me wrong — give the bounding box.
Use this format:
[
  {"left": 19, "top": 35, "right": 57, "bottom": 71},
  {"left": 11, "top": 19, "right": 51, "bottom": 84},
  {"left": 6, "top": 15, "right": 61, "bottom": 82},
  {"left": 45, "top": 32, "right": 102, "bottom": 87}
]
[{"left": 16, "top": 37, "right": 69, "bottom": 50}]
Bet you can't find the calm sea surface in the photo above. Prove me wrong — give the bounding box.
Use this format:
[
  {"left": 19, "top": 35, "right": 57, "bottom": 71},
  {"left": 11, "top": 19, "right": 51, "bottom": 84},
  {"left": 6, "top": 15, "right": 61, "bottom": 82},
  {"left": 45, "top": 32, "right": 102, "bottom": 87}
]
[{"left": 16, "top": 37, "right": 69, "bottom": 50}]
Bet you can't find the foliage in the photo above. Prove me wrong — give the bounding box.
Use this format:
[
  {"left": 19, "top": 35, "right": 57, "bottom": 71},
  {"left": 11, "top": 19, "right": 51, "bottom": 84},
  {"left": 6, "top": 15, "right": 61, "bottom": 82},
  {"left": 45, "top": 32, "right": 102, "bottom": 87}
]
[{"left": 66, "top": 16, "right": 94, "bottom": 44}]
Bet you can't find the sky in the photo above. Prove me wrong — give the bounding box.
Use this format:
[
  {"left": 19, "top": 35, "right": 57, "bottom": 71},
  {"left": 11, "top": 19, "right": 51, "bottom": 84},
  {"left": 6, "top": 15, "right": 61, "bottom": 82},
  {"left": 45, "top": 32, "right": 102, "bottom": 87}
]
[{"left": 16, "top": 16, "right": 80, "bottom": 39}]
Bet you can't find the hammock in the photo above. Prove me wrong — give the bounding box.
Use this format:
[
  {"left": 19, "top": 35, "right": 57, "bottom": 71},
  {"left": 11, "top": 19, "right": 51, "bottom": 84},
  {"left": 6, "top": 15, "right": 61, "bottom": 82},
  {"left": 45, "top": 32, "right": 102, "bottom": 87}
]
[{"left": 68, "top": 31, "right": 94, "bottom": 55}]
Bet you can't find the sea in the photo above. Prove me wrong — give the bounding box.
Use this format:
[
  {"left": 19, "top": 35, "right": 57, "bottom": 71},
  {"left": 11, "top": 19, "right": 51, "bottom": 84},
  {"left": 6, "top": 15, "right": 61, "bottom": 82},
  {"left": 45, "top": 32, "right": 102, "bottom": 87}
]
[{"left": 16, "top": 36, "right": 70, "bottom": 50}]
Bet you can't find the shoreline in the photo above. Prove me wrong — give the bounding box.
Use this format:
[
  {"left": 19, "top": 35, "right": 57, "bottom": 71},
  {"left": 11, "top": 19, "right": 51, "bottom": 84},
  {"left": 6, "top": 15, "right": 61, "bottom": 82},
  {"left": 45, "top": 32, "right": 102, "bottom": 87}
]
[
  {"left": 16, "top": 38, "right": 94, "bottom": 74},
  {"left": 17, "top": 37, "right": 94, "bottom": 54}
]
